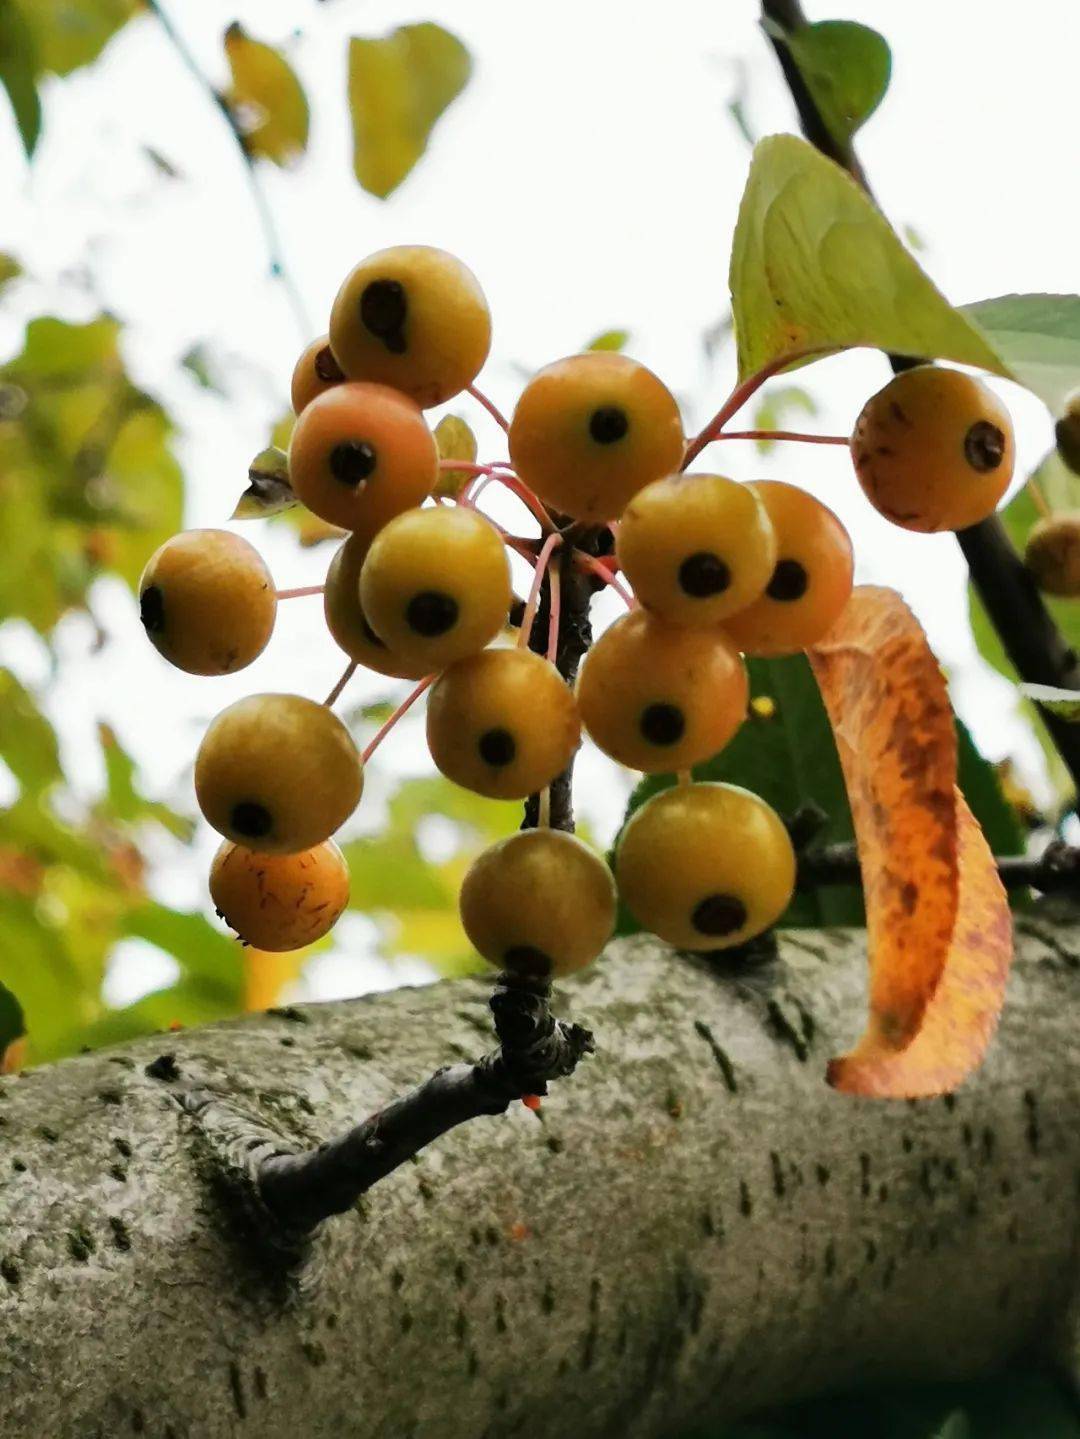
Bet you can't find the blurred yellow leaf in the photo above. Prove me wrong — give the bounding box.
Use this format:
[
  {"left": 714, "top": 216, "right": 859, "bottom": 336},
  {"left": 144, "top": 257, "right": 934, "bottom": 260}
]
[
  {"left": 224, "top": 23, "right": 309, "bottom": 167},
  {"left": 433, "top": 413, "right": 477, "bottom": 496},
  {"left": 244, "top": 948, "right": 308, "bottom": 1011},
  {"left": 348, "top": 23, "right": 471, "bottom": 198}
]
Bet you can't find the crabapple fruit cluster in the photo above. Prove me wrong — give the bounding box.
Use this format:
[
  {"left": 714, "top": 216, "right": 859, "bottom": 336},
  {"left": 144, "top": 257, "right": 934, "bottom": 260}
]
[{"left": 138, "top": 244, "right": 1017, "bottom": 976}]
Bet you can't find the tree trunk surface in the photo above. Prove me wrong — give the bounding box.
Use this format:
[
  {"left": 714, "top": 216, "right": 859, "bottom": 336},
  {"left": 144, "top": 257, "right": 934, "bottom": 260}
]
[{"left": 3, "top": 907, "right": 1080, "bottom": 1438}]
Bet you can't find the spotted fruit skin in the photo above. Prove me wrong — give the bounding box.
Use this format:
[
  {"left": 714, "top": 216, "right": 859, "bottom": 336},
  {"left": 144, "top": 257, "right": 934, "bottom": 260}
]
[
  {"left": 138, "top": 529, "right": 276, "bottom": 676},
  {"left": 427, "top": 649, "right": 580, "bottom": 800},
  {"left": 195, "top": 694, "right": 363, "bottom": 854},
  {"left": 210, "top": 839, "right": 349, "bottom": 951},
  {"left": 722, "top": 481, "right": 853, "bottom": 657},
  {"left": 459, "top": 829, "right": 616, "bottom": 977},
  {"left": 851, "top": 366, "right": 1014, "bottom": 533},
  {"left": 615, "top": 782, "right": 795, "bottom": 951},
  {"left": 617, "top": 473, "right": 777, "bottom": 626},
  {"left": 576, "top": 608, "right": 748, "bottom": 772},
  {"left": 329, "top": 246, "right": 491, "bottom": 408},
  {"left": 508, "top": 352, "right": 684, "bottom": 522}
]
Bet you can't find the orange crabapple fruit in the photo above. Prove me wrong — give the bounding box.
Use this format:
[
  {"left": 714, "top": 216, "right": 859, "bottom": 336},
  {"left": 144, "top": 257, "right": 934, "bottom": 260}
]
[
  {"left": 459, "top": 829, "right": 616, "bottom": 979},
  {"left": 617, "top": 472, "right": 778, "bottom": 626},
  {"left": 288, "top": 381, "right": 437, "bottom": 534},
  {"left": 290, "top": 335, "right": 345, "bottom": 415},
  {"left": 426, "top": 648, "right": 581, "bottom": 800},
  {"left": 209, "top": 839, "right": 350, "bottom": 952},
  {"left": 138, "top": 528, "right": 275, "bottom": 676},
  {"left": 722, "top": 481, "right": 854, "bottom": 657},
  {"left": 508, "top": 352, "right": 685, "bottom": 522},
  {"left": 1024, "top": 513, "right": 1080, "bottom": 598},
  {"left": 329, "top": 245, "right": 492, "bottom": 409},
  {"left": 616, "top": 782, "right": 796, "bottom": 950},
  {"left": 195, "top": 694, "right": 362, "bottom": 854},
  {"left": 851, "top": 365, "right": 1015, "bottom": 533},
  {"left": 576, "top": 608, "right": 748, "bottom": 773}
]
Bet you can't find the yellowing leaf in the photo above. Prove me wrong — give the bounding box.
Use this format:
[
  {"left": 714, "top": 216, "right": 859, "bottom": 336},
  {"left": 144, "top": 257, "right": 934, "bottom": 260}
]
[
  {"left": 433, "top": 413, "right": 477, "bottom": 496},
  {"left": 827, "top": 796, "right": 1011, "bottom": 1098},
  {"left": 808, "top": 588, "right": 1012, "bottom": 1097},
  {"left": 233, "top": 445, "right": 295, "bottom": 519},
  {"left": 730, "top": 135, "right": 1004, "bottom": 382},
  {"left": 244, "top": 948, "right": 308, "bottom": 1012},
  {"left": 224, "top": 23, "right": 309, "bottom": 167},
  {"left": 20, "top": 0, "right": 137, "bottom": 78},
  {"left": 348, "top": 23, "right": 471, "bottom": 199}
]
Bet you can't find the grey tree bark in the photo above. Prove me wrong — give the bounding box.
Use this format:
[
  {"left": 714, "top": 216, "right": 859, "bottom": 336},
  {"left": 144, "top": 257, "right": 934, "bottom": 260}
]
[{"left": 2, "top": 907, "right": 1080, "bottom": 1439}]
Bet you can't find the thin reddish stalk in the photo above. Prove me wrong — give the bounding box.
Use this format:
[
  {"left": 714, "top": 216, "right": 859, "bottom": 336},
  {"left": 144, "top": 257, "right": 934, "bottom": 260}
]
[
  {"left": 276, "top": 585, "right": 325, "bottom": 600},
  {"left": 361, "top": 675, "right": 436, "bottom": 764},
  {"left": 466, "top": 383, "right": 510, "bottom": 433},
  {"left": 323, "top": 660, "right": 357, "bottom": 708},
  {"left": 493, "top": 471, "right": 555, "bottom": 532},
  {"left": 573, "top": 550, "right": 634, "bottom": 608},
  {"left": 710, "top": 429, "right": 849, "bottom": 447},
  {"left": 517, "top": 533, "right": 562, "bottom": 649},
  {"left": 546, "top": 562, "right": 561, "bottom": 664},
  {"left": 681, "top": 353, "right": 817, "bottom": 470}
]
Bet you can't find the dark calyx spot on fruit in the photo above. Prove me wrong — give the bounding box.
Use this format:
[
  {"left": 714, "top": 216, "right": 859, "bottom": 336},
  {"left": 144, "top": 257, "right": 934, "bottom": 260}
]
[
  {"left": 139, "top": 585, "right": 165, "bottom": 634},
  {"left": 766, "top": 559, "right": 808, "bottom": 602},
  {"left": 503, "top": 944, "right": 553, "bottom": 978},
  {"left": 478, "top": 727, "right": 516, "bottom": 767},
  {"left": 360, "top": 279, "right": 407, "bottom": 355},
  {"left": 964, "top": 420, "right": 1006, "bottom": 473},
  {"left": 314, "top": 345, "right": 344, "bottom": 383},
  {"left": 589, "top": 406, "right": 629, "bottom": 445},
  {"left": 329, "top": 441, "right": 376, "bottom": 488},
  {"left": 231, "top": 801, "right": 273, "bottom": 840},
  {"left": 640, "top": 702, "right": 686, "bottom": 746},
  {"left": 692, "top": 893, "right": 747, "bottom": 937},
  {"left": 679, "top": 551, "right": 730, "bottom": 597},
  {"left": 406, "top": 590, "right": 459, "bottom": 637}
]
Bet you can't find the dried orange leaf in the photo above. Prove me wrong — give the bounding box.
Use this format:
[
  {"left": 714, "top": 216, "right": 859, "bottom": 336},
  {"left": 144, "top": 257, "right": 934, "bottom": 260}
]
[
  {"left": 827, "top": 794, "right": 1011, "bottom": 1097},
  {"left": 808, "top": 586, "right": 960, "bottom": 1054}
]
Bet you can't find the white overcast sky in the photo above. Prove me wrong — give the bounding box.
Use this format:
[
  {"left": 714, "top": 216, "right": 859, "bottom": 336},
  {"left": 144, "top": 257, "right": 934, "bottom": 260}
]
[{"left": 2, "top": 1, "right": 1078, "bottom": 1002}]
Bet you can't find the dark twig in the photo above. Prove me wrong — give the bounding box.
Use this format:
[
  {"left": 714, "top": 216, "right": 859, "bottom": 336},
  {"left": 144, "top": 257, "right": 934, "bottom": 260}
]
[
  {"left": 521, "top": 524, "right": 602, "bottom": 833},
  {"left": 144, "top": 0, "right": 312, "bottom": 339},
  {"left": 258, "top": 522, "right": 601, "bottom": 1232},
  {"left": 259, "top": 974, "right": 594, "bottom": 1231},
  {"left": 762, "top": 0, "right": 1080, "bottom": 793},
  {"left": 799, "top": 838, "right": 1080, "bottom": 900}
]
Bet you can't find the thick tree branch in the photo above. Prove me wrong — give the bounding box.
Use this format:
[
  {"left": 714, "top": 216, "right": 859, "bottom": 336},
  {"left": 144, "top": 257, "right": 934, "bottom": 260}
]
[
  {"left": 761, "top": 0, "right": 1080, "bottom": 792},
  {"left": 3, "top": 918, "right": 1080, "bottom": 1436}
]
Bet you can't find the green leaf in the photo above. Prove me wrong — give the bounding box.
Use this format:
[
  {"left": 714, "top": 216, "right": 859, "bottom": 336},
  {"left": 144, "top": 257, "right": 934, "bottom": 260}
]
[
  {"left": 777, "top": 20, "right": 891, "bottom": 148},
  {"left": 0, "top": 2, "right": 41, "bottom": 157},
  {"left": 224, "top": 23, "right": 309, "bottom": 167},
  {"left": 180, "top": 343, "right": 227, "bottom": 396},
  {"left": 586, "top": 329, "right": 631, "bottom": 353},
  {"left": 750, "top": 383, "right": 818, "bottom": 453},
  {"left": 348, "top": 23, "right": 471, "bottom": 199},
  {"left": 1018, "top": 684, "right": 1080, "bottom": 722},
  {"left": 233, "top": 445, "right": 296, "bottom": 519},
  {"left": 0, "top": 668, "right": 62, "bottom": 793},
  {"left": 19, "top": 0, "right": 138, "bottom": 77},
  {"left": 616, "top": 655, "right": 863, "bottom": 932},
  {"left": 0, "top": 979, "right": 25, "bottom": 1056},
  {"left": 955, "top": 721, "right": 1024, "bottom": 857},
  {"left": 0, "top": 313, "right": 182, "bottom": 631},
  {"left": 0, "top": 252, "right": 22, "bottom": 291},
  {"left": 96, "top": 723, "right": 193, "bottom": 839},
  {"left": 730, "top": 135, "right": 1005, "bottom": 383},
  {"left": 122, "top": 903, "right": 244, "bottom": 1003},
  {"left": 962, "top": 294, "right": 1080, "bottom": 417}
]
